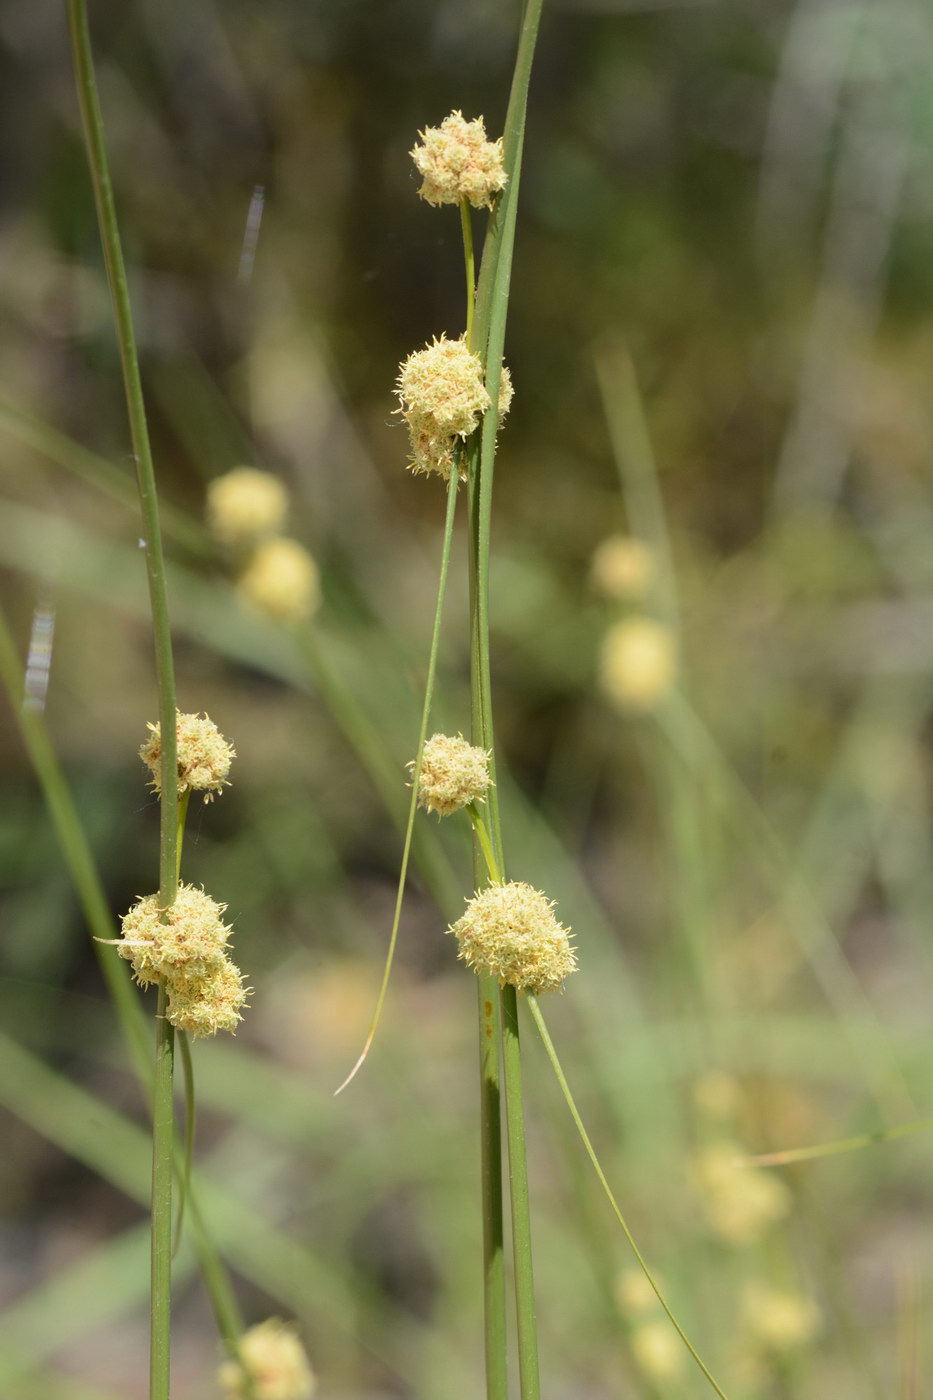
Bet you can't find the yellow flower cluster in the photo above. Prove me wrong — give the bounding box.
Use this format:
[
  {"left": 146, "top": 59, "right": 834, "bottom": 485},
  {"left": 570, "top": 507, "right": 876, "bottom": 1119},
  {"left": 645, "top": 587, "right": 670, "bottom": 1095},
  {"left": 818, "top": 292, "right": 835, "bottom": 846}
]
[
  {"left": 140, "top": 711, "right": 235, "bottom": 801},
  {"left": 410, "top": 111, "right": 507, "bottom": 209},
  {"left": 690, "top": 1142, "right": 792, "bottom": 1246},
  {"left": 396, "top": 335, "right": 512, "bottom": 479},
  {"left": 218, "top": 1318, "right": 316, "bottom": 1400},
  {"left": 119, "top": 884, "right": 248, "bottom": 1038},
  {"left": 414, "top": 733, "right": 491, "bottom": 817},
  {"left": 742, "top": 1281, "right": 820, "bottom": 1353},
  {"left": 614, "top": 1269, "right": 683, "bottom": 1383},
  {"left": 206, "top": 466, "right": 320, "bottom": 624},
  {"left": 599, "top": 616, "right": 676, "bottom": 713},
  {"left": 449, "top": 881, "right": 576, "bottom": 993},
  {"left": 590, "top": 534, "right": 655, "bottom": 602}
]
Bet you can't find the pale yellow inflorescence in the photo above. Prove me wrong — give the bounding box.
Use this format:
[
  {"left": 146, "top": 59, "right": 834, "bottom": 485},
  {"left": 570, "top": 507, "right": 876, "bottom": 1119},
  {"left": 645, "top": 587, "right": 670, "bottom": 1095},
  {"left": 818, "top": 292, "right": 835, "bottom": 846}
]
[
  {"left": 206, "top": 467, "right": 289, "bottom": 549},
  {"left": 119, "top": 885, "right": 249, "bottom": 1038},
  {"left": 410, "top": 111, "right": 507, "bottom": 210},
  {"left": 415, "top": 733, "right": 491, "bottom": 817},
  {"left": 590, "top": 535, "right": 655, "bottom": 602},
  {"left": 630, "top": 1320, "right": 685, "bottom": 1383},
  {"left": 396, "top": 335, "right": 512, "bottom": 479},
  {"left": 690, "top": 1142, "right": 792, "bottom": 1247},
  {"left": 218, "top": 1318, "right": 317, "bottom": 1400},
  {"left": 614, "top": 1268, "right": 661, "bottom": 1319},
  {"left": 237, "top": 537, "right": 321, "bottom": 623},
  {"left": 742, "top": 1282, "right": 820, "bottom": 1353},
  {"left": 599, "top": 616, "right": 676, "bottom": 712},
  {"left": 140, "top": 711, "right": 236, "bottom": 801},
  {"left": 449, "top": 881, "right": 576, "bottom": 993}
]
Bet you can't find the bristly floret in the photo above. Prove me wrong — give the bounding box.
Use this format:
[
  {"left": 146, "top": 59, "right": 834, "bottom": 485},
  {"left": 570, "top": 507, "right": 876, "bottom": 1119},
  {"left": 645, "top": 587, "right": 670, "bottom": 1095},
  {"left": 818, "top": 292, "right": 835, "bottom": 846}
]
[
  {"left": 410, "top": 111, "right": 507, "bottom": 210},
  {"left": 140, "top": 711, "right": 235, "bottom": 801},
  {"left": 396, "top": 335, "right": 512, "bottom": 479},
  {"left": 449, "top": 881, "right": 577, "bottom": 993},
  {"left": 218, "top": 1317, "right": 317, "bottom": 1399},
  {"left": 413, "top": 733, "right": 492, "bottom": 817},
  {"left": 118, "top": 884, "right": 233, "bottom": 986},
  {"left": 167, "top": 957, "right": 250, "bottom": 1038}
]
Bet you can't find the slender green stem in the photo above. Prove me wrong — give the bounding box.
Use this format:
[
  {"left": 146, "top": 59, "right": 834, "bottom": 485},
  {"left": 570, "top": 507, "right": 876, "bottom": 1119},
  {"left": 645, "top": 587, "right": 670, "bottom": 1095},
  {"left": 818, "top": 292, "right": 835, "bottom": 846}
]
[
  {"left": 526, "top": 995, "right": 730, "bottom": 1400},
  {"left": 172, "top": 1033, "right": 195, "bottom": 1260},
  {"left": 65, "top": 0, "right": 178, "bottom": 898},
  {"left": 741, "top": 1115, "right": 933, "bottom": 1168},
  {"left": 466, "top": 804, "right": 502, "bottom": 884},
  {"left": 66, "top": 7, "right": 179, "bottom": 1395},
  {"left": 334, "top": 467, "right": 460, "bottom": 1094},
  {"left": 175, "top": 792, "right": 190, "bottom": 885},
  {"left": 461, "top": 200, "right": 476, "bottom": 350},
  {"left": 501, "top": 986, "right": 541, "bottom": 1400},
  {"left": 150, "top": 986, "right": 175, "bottom": 1400},
  {"left": 0, "top": 604, "right": 151, "bottom": 1079}
]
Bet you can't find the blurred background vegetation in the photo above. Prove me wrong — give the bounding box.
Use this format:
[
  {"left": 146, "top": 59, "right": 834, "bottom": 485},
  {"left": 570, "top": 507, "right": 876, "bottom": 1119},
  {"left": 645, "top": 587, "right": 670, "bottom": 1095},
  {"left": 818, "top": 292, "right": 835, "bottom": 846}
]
[{"left": 2, "top": 0, "right": 933, "bottom": 1395}]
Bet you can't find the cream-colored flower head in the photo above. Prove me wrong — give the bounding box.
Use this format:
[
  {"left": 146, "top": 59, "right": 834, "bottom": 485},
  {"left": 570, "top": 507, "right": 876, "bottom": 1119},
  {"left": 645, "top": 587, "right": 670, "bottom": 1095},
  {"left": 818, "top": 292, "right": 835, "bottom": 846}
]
[
  {"left": 411, "top": 111, "right": 507, "bottom": 210},
  {"left": 118, "top": 884, "right": 233, "bottom": 986},
  {"left": 167, "top": 956, "right": 249, "bottom": 1038},
  {"left": 630, "top": 1320, "right": 684, "bottom": 1383},
  {"left": 140, "top": 711, "right": 235, "bottom": 801},
  {"left": 693, "top": 1070, "right": 743, "bottom": 1122},
  {"left": 590, "top": 535, "right": 655, "bottom": 602},
  {"left": 396, "top": 336, "right": 512, "bottom": 479},
  {"left": 237, "top": 538, "right": 320, "bottom": 623},
  {"left": 614, "top": 1268, "right": 661, "bottom": 1319},
  {"left": 742, "top": 1282, "right": 820, "bottom": 1353},
  {"left": 690, "top": 1142, "right": 792, "bottom": 1246},
  {"left": 599, "top": 617, "right": 676, "bottom": 712},
  {"left": 207, "top": 467, "right": 289, "bottom": 549},
  {"left": 218, "top": 1318, "right": 316, "bottom": 1400},
  {"left": 449, "top": 881, "right": 576, "bottom": 993},
  {"left": 414, "top": 733, "right": 491, "bottom": 817}
]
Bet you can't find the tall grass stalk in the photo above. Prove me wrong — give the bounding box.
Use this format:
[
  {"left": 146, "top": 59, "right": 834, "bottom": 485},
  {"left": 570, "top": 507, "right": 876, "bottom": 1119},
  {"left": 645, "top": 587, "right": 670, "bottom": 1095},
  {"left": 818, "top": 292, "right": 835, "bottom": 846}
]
[{"left": 66, "top": 4, "right": 180, "bottom": 1393}]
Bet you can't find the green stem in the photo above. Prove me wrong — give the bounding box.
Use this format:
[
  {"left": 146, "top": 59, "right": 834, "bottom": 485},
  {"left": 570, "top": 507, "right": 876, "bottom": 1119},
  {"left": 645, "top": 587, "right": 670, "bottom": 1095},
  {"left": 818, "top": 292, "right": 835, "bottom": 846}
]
[
  {"left": 461, "top": 200, "right": 476, "bottom": 350},
  {"left": 526, "top": 994, "right": 730, "bottom": 1400},
  {"left": 466, "top": 804, "right": 502, "bottom": 884},
  {"left": 741, "top": 1115, "right": 933, "bottom": 1168},
  {"left": 175, "top": 792, "right": 190, "bottom": 885},
  {"left": 501, "top": 986, "right": 541, "bottom": 1400},
  {"left": 150, "top": 986, "right": 175, "bottom": 1400},
  {"left": 334, "top": 466, "right": 460, "bottom": 1094},
  {"left": 66, "top": 7, "right": 180, "bottom": 1395},
  {"left": 0, "top": 605, "right": 151, "bottom": 1080},
  {"left": 172, "top": 1032, "right": 195, "bottom": 1260}
]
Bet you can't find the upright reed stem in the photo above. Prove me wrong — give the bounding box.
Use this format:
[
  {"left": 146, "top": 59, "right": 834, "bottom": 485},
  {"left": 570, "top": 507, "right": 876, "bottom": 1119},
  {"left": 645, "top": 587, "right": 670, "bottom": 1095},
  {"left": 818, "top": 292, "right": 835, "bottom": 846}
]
[{"left": 66, "top": 6, "right": 179, "bottom": 1395}]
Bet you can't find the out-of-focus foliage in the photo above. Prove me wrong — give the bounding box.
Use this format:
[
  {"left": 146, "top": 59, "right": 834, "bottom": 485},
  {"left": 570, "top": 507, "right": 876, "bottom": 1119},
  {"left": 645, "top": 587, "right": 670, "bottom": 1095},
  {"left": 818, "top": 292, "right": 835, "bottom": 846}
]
[{"left": 2, "top": 0, "right": 933, "bottom": 1396}]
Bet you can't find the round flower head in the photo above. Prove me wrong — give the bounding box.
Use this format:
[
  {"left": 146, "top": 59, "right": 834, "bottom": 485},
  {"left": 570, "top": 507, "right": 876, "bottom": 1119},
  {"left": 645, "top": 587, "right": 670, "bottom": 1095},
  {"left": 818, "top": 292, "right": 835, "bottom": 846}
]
[
  {"left": 631, "top": 1320, "right": 684, "bottom": 1383},
  {"left": 449, "top": 881, "right": 576, "bottom": 993},
  {"left": 218, "top": 1318, "right": 316, "bottom": 1400},
  {"left": 167, "top": 955, "right": 249, "bottom": 1038},
  {"left": 118, "top": 884, "right": 232, "bottom": 986},
  {"left": 742, "top": 1282, "right": 820, "bottom": 1353},
  {"left": 690, "top": 1142, "right": 792, "bottom": 1246},
  {"left": 396, "top": 336, "right": 512, "bottom": 478},
  {"left": 207, "top": 467, "right": 289, "bottom": 550},
  {"left": 590, "top": 535, "right": 655, "bottom": 602},
  {"left": 599, "top": 617, "right": 676, "bottom": 712},
  {"left": 237, "top": 537, "right": 321, "bottom": 623},
  {"left": 411, "top": 111, "right": 507, "bottom": 210},
  {"left": 140, "top": 711, "right": 235, "bottom": 801},
  {"left": 414, "top": 733, "right": 491, "bottom": 817}
]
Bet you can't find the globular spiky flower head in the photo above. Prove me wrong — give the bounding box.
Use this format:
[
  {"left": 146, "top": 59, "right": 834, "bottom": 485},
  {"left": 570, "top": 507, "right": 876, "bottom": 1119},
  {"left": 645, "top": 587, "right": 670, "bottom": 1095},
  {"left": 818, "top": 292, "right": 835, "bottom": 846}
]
[
  {"left": 167, "top": 955, "right": 249, "bottom": 1038},
  {"left": 410, "top": 111, "right": 507, "bottom": 210},
  {"left": 396, "top": 336, "right": 513, "bottom": 479},
  {"left": 118, "top": 884, "right": 232, "bottom": 986},
  {"left": 590, "top": 535, "right": 655, "bottom": 602},
  {"left": 140, "top": 711, "right": 235, "bottom": 800},
  {"left": 630, "top": 1320, "right": 684, "bottom": 1383},
  {"left": 599, "top": 617, "right": 676, "bottom": 713},
  {"left": 690, "top": 1142, "right": 792, "bottom": 1246},
  {"left": 206, "top": 467, "right": 289, "bottom": 549},
  {"left": 741, "top": 1282, "right": 820, "bottom": 1353},
  {"left": 449, "top": 881, "right": 576, "bottom": 993},
  {"left": 414, "top": 733, "right": 491, "bottom": 817},
  {"left": 237, "top": 538, "right": 321, "bottom": 623},
  {"left": 218, "top": 1318, "right": 317, "bottom": 1400}
]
